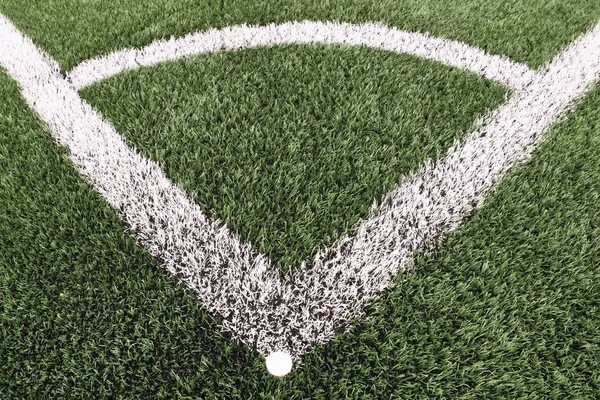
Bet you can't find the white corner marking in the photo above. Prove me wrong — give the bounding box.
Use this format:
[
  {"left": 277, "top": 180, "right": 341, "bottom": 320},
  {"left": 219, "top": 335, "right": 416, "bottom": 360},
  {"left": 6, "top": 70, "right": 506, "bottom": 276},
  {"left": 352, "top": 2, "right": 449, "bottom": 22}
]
[{"left": 1, "top": 15, "right": 600, "bottom": 359}]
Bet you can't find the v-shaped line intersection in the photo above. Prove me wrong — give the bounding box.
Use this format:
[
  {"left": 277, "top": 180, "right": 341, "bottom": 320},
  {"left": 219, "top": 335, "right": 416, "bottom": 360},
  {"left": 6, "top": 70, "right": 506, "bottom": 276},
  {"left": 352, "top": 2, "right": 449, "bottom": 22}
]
[{"left": 1, "top": 15, "right": 599, "bottom": 373}]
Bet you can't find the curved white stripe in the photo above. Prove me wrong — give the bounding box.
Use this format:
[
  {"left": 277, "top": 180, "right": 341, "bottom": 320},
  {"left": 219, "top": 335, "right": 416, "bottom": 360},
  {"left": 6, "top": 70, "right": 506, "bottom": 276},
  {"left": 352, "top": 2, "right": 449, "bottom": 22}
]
[{"left": 66, "top": 21, "right": 536, "bottom": 91}]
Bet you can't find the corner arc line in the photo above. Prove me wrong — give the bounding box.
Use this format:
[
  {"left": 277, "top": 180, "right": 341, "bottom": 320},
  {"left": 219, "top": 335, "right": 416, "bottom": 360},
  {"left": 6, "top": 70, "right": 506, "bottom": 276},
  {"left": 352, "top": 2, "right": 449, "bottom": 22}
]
[{"left": 66, "top": 20, "right": 537, "bottom": 91}]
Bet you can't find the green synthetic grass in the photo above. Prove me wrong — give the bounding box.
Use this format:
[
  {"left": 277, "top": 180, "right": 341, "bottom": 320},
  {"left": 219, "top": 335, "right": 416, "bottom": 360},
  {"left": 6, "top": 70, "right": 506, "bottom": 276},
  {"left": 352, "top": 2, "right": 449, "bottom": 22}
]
[
  {"left": 1, "top": 0, "right": 600, "bottom": 397},
  {"left": 3, "top": 0, "right": 600, "bottom": 70},
  {"left": 0, "top": 71, "right": 261, "bottom": 397},
  {"left": 2, "top": 67, "right": 600, "bottom": 398},
  {"left": 81, "top": 44, "right": 506, "bottom": 272}
]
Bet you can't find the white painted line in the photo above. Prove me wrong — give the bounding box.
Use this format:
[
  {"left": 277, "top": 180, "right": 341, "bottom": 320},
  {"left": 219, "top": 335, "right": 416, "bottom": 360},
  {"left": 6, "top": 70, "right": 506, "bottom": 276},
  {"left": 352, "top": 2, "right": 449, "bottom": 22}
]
[
  {"left": 0, "top": 13, "right": 282, "bottom": 356},
  {"left": 2, "top": 14, "right": 599, "bottom": 363},
  {"left": 66, "top": 21, "right": 536, "bottom": 91}
]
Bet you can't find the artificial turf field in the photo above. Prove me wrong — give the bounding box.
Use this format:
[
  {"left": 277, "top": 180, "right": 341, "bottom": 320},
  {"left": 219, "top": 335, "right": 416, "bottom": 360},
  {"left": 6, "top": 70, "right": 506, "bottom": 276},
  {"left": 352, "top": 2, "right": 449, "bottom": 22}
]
[{"left": 1, "top": 1, "right": 600, "bottom": 398}]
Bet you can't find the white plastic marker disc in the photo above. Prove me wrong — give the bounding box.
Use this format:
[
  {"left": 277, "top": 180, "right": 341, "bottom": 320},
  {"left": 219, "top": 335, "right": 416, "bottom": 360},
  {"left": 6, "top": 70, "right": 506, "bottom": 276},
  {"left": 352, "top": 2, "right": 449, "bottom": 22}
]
[{"left": 265, "top": 351, "right": 293, "bottom": 377}]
